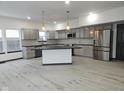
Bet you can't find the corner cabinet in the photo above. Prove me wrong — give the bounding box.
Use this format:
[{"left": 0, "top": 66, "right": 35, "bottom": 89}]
[{"left": 21, "top": 28, "right": 39, "bottom": 40}]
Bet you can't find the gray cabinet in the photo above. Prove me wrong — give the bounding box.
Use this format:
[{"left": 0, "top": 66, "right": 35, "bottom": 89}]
[
  {"left": 48, "top": 31, "right": 56, "bottom": 39},
  {"left": 22, "top": 47, "right": 35, "bottom": 59},
  {"left": 47, "top": 31, "right": 59, "bottom": 39},
  {"left": 75, "top": 29, "right": 80, "bottom": 38},
  {"left": 74, "top": 46, "right": 93, "bottom": 57},
  {"left": 21, "top": 28, "right": 39, "bottom": 40},
  {"left": 58, "top": 32, "right": 66, "bottom": 39}
]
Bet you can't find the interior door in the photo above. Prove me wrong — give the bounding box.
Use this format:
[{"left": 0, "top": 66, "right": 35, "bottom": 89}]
[{"left": 116, "top": 24, "right": 124, "bottom": 60}]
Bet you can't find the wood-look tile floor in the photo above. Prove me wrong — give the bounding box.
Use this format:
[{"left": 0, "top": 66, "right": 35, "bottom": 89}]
[{"left": 0, "top": 56, "right": 124, "bottom": 91}]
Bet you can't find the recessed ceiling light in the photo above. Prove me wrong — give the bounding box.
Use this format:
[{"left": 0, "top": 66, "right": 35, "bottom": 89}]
[
  {"left": 87, "top": 12, "right": 98, "bottom": 22},
  {"left": 54, "top": 21, "right": 56, "bottom": 24},
  {"left": 65, "top": 1, "right": 70, "bottom": 5},
  {"left": 27, "top": 16, "right": 31, "bottom": 20}
]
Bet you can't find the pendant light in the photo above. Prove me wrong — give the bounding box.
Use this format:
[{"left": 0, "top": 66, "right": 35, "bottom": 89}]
[
  {"left": 41, "top": 11, "right": 46, "bottom": 31},
  {"left": 66, "top": 11, "right": 71, "bottom": 31}
]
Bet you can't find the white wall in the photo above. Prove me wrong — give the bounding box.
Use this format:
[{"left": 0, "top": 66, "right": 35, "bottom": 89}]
[
  {"left": 0, "top": 16, "right": 40, "bottom": 62},
  {"left": 79, "top": 7, "right": 124, "bottom": 59},
  {"left": 79, "top": 6, "right": 124, "bottom": 26},
  {"left": 55, "top": 6, "right": 124, "bottom": 30},
  {"left": 0, "top": 16, "right": 39, "bottom": 29},
  {"left": 1, "top": 6, "right": 124, "bottom": 61},
  {"left": 55, "top": 19, "right": 79, "bottom": 30},
  {"left": 0, "top": 15, "right": 55, "bottom": 31},
  {"left": 55, "top": 6, "right": 124, "bottom": 59},
  {"left": 0, "top": 15, "right": 57, "bottom": 62}
]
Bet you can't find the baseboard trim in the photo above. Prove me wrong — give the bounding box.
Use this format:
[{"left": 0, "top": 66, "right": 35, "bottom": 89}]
[
  {"left": 42, "top": 63, "right": 72, "bottom": 66},
  {"left": 73, "top": 55, "right": 93, "bottom": 58},
  {"left": 0, "top": 58, "right": 23, "bottom": 63}
]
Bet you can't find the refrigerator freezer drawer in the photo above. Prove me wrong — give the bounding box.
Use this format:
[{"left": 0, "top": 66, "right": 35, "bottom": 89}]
[
  {"left": 103, "top": 51, "right": 110, "bottom": 61},
  {"left": 94, "top": 47, "right": 110, "bottom": 61}
]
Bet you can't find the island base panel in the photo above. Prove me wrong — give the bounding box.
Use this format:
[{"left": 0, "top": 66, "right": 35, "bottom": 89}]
[{"left": 42, "top": 49, "right": 72, "bottom": 64}]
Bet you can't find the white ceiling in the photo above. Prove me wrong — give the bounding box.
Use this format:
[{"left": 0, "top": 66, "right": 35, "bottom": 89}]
[{"left": 0, "top": 1, "right": 124, "bottom": 24}]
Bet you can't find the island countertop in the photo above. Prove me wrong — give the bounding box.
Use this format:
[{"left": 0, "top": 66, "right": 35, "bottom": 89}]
[
  {"left": 33, "top": 46, "right": 81, "bottom": 50},
  {"left": 22, "top": 44, "right": 66, "bottom": 47}
]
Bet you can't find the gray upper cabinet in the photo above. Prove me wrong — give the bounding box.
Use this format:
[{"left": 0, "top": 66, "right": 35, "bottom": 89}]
[
  {"left": 58, "top": 32, "right": 66, "bottom": 39},
  {"left": 75, "top": 29, "right": 80, "bottom": 38},
  {"left": 46, "top": 31, "right": 59, "bottom": 39},
  {"left": 21, "top": 28, "right": 39, "bottom": 40},
  {"left": 47, "top": 31, "right": 57, "bottom": 39}
]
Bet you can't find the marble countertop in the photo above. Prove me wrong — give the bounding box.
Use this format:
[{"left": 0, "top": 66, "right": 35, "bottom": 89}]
[
  {"left": 22, "top": 44, "right": 66, "bottom": 47},
  {"left": 34, "top": 46, "right": 81, "bottom": 50}
]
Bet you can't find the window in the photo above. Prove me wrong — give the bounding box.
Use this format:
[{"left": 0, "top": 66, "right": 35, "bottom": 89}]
[
  {"left": 0, "top": 29, "right": 4, "bottom": 53},
  {"left": 5, "top": 29, "right": 21, "bottom": 52},
  {"left": 39, "top": 32, "right": 47, "bottom": 41}
]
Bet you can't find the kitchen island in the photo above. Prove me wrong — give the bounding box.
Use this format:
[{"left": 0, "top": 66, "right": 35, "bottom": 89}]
[
  {"left": 35, "top": 46, "right": 80, "bottom": 65},
  {"left": 22, "top": 44, "right": 66, "bottom": 59}
]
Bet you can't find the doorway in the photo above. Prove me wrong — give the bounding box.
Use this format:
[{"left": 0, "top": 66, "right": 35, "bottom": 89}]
[{"left": 116, "top": 24, "right": 124, "bottom": 60}]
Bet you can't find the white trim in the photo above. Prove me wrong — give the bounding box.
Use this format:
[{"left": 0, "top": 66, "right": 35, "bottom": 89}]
[
  {"left": 0, "top": 28, "right": 22, "bottom": 54},
  {"left": 0, "top": 29, "right": 4, "bottom": 53},
  {"left": 2, "top": 28, "right": 7, "bottom": 54},
  {"left": 5, "top": 28, "right": 22, "bottom": 52},
  {"left": 19, "top": 28, "right": 22, "bottom": 50}
]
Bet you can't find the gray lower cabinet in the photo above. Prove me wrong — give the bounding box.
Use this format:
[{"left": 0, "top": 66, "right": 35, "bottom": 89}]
[
  {"left": 74, "top": 46, "right": 93, "bottom": 57},
  {"left": 22, "top": 47, "right": 35, "bottom": 59}
]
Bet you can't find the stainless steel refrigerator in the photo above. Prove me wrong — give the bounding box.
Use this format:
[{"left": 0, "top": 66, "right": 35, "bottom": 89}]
[{"left": 93, "top": 29, "right": 111, "bottom": 61}]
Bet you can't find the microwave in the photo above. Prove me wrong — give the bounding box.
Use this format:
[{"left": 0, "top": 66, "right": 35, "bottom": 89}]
[{"left": 67, "top": 33, "right": 76, "bottom": 38}]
